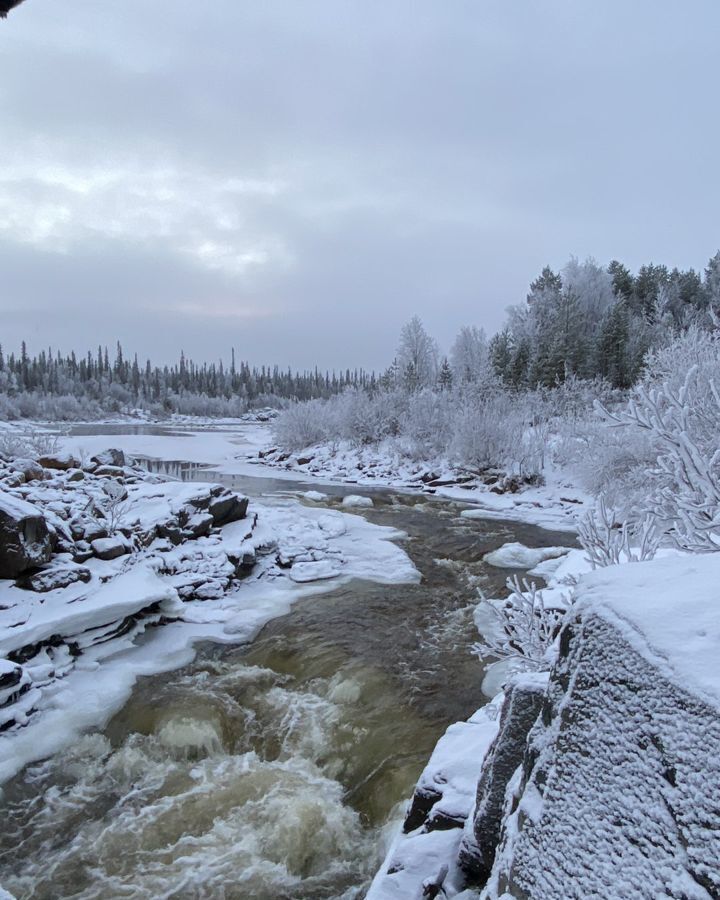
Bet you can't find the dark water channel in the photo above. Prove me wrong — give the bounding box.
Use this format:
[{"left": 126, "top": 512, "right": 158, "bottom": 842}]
[{"left": 0, "top": 448, "right": 574, "bottom": 900}]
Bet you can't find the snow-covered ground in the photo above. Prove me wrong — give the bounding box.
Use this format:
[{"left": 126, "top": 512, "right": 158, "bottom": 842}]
[{"left": 242, "top": 436, "right": 591, "bottom": 532}]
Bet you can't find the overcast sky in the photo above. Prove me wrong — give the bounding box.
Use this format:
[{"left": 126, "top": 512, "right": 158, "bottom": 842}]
[{"left": 1, "top": 1, "right": 718, "bottom": 371}]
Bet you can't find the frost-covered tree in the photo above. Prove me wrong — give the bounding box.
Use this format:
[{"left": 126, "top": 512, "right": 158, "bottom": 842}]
[
  {"left": 396, "top": 316, "right": 438, "bottom": 392},
  {"left": 595, "top": 328, "right": 720, "bottom": 552},
  {"left": 450, "top": 325, "right": 491, "bottom": 386}
]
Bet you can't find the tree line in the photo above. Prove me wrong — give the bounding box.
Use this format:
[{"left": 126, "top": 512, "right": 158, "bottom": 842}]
[{"left": 0, "top": 343, "right": 373, "bottom": 419}]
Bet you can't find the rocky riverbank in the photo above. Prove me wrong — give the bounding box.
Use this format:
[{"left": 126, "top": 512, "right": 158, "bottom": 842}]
[
  {"left": 0, "top": 446, "right": 418, "bottom": 787},
  {"left": 369, "top": 552, "right": 720, "bottom": 899}
]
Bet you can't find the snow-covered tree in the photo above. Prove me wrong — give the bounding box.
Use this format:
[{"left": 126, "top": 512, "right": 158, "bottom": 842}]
[
  {"left": 396, "top": 316, "right": 438, "bottom": 392},
  {"left": 450, "top": 325, "right": 491, "bottom": 386}
]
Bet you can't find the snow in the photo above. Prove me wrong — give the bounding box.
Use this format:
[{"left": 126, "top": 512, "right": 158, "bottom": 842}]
[
  {"left": 0, "top": 491, "right": 44, "bottom": 520},
  {"left": 481, "top": 542, "right": 572, "bottom": 569},
  {"left": 0, "top": 566, "right": 181, "bottom": 658},
  {"left": 576, "top": 552, "right": 720, "bottom": 708},
  {"left": 303, "top": 490, "right": 328, "bottom": 502},
  {"left": 367, "top": 696, "right": 503, "bottom": 900},
  {"left": 341, "top": 493, "right": 374, "bottom": 508}
]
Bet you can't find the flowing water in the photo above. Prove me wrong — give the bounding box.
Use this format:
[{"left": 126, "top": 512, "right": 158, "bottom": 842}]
[{"left": 0, "top": 438, "right": 574, "bottom": 899}]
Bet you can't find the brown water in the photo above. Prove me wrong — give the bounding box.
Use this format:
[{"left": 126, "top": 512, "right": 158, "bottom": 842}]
[{"left": 0, "top": 479, "right": 573, "bottom": 899}]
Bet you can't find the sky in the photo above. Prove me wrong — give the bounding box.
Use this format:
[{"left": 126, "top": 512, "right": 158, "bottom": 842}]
[{"left": 1, "top": 1, "right": 719, "bottom": 372}]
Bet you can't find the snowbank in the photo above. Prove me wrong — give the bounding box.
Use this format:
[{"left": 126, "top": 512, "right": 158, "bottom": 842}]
[{"left": 481, "top": 542, "right": 572, "bottom": 570}]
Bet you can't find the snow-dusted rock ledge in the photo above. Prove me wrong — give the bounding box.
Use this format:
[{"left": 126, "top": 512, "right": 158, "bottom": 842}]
[
  {"left": 481, "top": 554, "right": 720, "bottom": 899},
  {"left": 370, "top": 553, "right": 720, "bottom": 899}
]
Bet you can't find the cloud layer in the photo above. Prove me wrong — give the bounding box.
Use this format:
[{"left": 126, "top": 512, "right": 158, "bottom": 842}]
[{"left": 1, "top": 0, "right": 719, "bottom": 369}]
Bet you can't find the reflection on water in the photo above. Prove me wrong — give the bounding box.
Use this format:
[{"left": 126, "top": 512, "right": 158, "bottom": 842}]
[{"left": 0, "top": 439, "right": 575, "bottom": 899}]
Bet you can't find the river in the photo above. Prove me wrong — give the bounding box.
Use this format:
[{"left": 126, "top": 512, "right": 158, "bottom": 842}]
[{"left": 0, "top": 427, "right": 573, "bottom": 899}]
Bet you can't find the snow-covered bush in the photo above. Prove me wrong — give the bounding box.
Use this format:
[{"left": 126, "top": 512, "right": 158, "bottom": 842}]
[
  {"left": 272, "top": 398, "right": 339, "bottom": 451},
  {"left": 556, "top": 413, "right": 656, "bottom": 512},
  {"left": 573, "top": 328, "right": 720, "bottom": 553},
  {"left": 578, "top": 497, "right": 661, "bottom": 568},
  {"left": 473, "top": 576, "right": 565, "bottom": 670},
  {"left": 400, "top": 389, "right": 452, "bottom": 459},
  {"left": 451, "top": 391, "right": 548, "bottom": 476}
]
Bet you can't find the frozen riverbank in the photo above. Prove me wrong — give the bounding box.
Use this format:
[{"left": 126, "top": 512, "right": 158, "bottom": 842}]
[{"left": 0, "top": 445, "right": 418, "bottom": 787}]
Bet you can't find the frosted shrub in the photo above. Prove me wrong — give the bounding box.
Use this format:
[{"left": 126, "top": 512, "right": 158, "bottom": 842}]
[
  {"left": 334, "top": 388, "right": 398, "bottom": 446},
  {"left": 473, "top": 576, "right": 565, "bottom": 669},
  {"left": 599, "top": 363, "right": 720, "bottom": 552},
  {"left": 273, "top": 399, "right": 338, "bottom": 451},
  {"left": 578, "top": 497, "right": 660, "bottom": 568},
  {"left": 400, "top": 389, "right": 451, "bottom": 459},
  {"left": 450, "top": 391, "right": 546, "bottom": 475},
  {"left": 558, "top": 414, "right": 656, "bottom": 513}
]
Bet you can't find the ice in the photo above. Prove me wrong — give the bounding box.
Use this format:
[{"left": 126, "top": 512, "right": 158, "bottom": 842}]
[
  {"left": 482, "top": 542, "right": 572, "bottom": 569},
  {"left": 303, "top": 490, "right": 328, "bottom": 502},
  {"left": 289, "top": 560, "right": 342, "bottom": 583},
  {"left": 342, "top": 494, "right": 374, "bottom": 508},
  {"left": 0, "top": 566, "right": 181, "bottom": 658}
]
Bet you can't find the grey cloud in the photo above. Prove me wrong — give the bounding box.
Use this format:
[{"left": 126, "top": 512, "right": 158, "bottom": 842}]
[{"left": 1, "top": 0, "right": 719, "bottom": 370}]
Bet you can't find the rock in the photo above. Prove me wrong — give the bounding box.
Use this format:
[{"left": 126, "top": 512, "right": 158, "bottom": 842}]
[
  {"left": 184, "top": 513, "right": 215, "bottom": 539},
  {"left": 16, "top": 562, "right": 92, "bottom": 592},
  {"left": 208, "top": 491, "right": 249, "bottom": 525},
  {"left": 37, "top": 452, "right": 80, "bottom": 471},
  {"left": 72, "top": 541, "right": 94, "bottom": 563},
  {"left": 67, "top": 469, "right": 85, "bottom": 482},
  {"left": 94, "top": 465, "right": 126, "bottom": 478},
  {"left": 91, "top": 535, "right": 131, "bottom": 561},
  {"left": 0, "top": 659, "right": 22, "bottom": 692},
  {"left": 91, "top": 449, "right": 126, "bottom": 468},
  {"left": 403, "top": 786, "right": 444, "bottom": 833},
  {"left": 482, "top": 598, "right": 720, "bottom": 898},
  {"left": 296, "top": 455, "right": 314, "bottom": 466},
  {"left": 0, "top": 492, "right": 53, "bottom": 578},
  {"left": 10, "top": 458, "right": 44, "bottom": 482},
  {"left": 83, "top": 522, "right": 109, "bottom": 543},
  {"left": 459, "top": 673, "right": 547, "bottom": 882}
]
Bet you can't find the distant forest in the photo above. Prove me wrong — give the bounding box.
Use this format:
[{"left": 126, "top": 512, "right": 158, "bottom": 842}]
[
  {"left": 1, "top": 251, "right": 719, "bottom": 419},
  {"left": 0, "top": 345, "right": 373, "bottom": 419}
]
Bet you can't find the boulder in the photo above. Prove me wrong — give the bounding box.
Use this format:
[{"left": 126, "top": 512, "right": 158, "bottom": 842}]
[
  {"left": 91, "top": 449, "right": 126, "bottom": 468},
  {"left": 16, "top": 562, "right": 92, "bottom": 592},
  {"left": 37, "top": 452, "right": 80, "bottom": 471},
  {"left": 208, "top": 491, "right": 249, "bottom": 525},
  {"left": 10, "top": 458, "right": 45, "bottom": 482},
  {"left": 459, "top": 673, "right": 547, "bottom": 882},
  {"left": 91, "top": 535, "right": 131, "bottom": 561},
  {"left": 482, "top": 561, "right": 720, "bottom": 899},
  {"left": 0, "top": 492, "right": 53, "bottom": 578},
  {"left": 184, "top": 513, "right": 215, "bottom": 539}
]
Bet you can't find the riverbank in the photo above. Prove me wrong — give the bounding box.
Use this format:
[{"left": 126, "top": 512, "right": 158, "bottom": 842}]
[{"left": 0, "top": 445, "right": 418, "bottom": 787}]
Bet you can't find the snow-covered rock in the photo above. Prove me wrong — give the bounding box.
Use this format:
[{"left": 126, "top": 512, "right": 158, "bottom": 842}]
[
  {"left": 36, "top": 452, "right": 80, "bottom": 471},
  {"left": 482, "top": 554, "right": 720, "bottom": 899},
  {"left": 368, "top": 697, "right": 502, "bottom": 900},
  {"left": 303, "top": 490, "right": 328, "bottom": 502},
  {"left": 482, "top": 542, "right": 572, "bottom": 569},
  {"left": 0, "top": 492, "right": 53, "bottom": 578},
  {"left": 91, "top": 535, "right": 132, "bottom": 560},
  {"left": 341, "top": 494, "right": 374, "bottom": 509}
]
